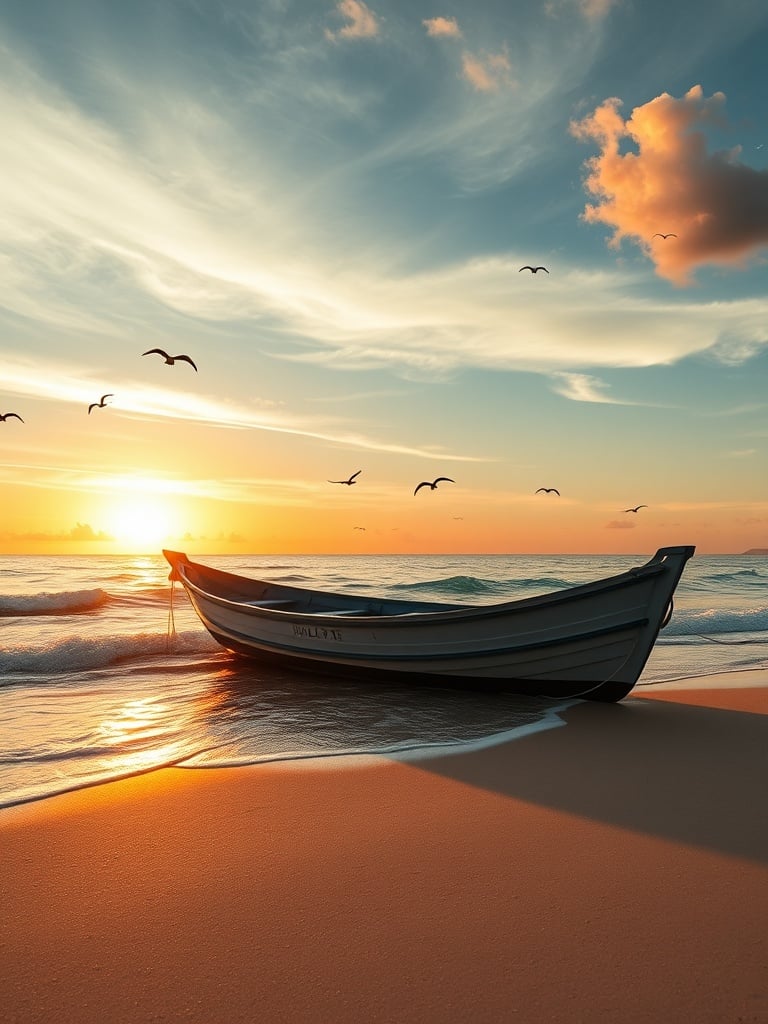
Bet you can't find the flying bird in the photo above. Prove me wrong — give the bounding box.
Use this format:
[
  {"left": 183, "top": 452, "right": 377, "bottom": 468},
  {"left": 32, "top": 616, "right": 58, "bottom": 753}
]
[
  {"left": 328, "top": 470, "right": 362, "bottom": 485},
  {"left": 519, "top": 265, "right": 549, "bottom": 274},
  {"left": 88, "top": 394, "right": 113, "bottom": 414},
  {"left": 623, "top": 505, "right": 647, "bottom": 513},
  {"left": 414, "top": 477, "right": 454, "bottom": 495},
  {"left": 353, "top": 526, "right": 366, "bottom": 531},
  {"left": 652, "top": 233, "right": 677, "bottom": 240},
  {"left": 536, "top": 487, "right": 560, "bottom": 496},
  {"left": 0, "top": 412, "right": 24, "bottom": 422},
  {"left": 142, "top": 348, "right": 198, "bottom": 371}
]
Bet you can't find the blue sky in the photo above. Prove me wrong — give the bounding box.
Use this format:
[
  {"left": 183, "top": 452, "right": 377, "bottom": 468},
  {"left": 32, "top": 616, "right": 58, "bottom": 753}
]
[{"left": 0, "top": 0, "right": 766, "bottom": 553}]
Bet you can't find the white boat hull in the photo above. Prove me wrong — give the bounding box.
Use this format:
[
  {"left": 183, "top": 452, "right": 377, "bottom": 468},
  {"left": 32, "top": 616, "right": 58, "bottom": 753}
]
[{"left": 165, "top": 546, "right": 695, "bottom": 702}]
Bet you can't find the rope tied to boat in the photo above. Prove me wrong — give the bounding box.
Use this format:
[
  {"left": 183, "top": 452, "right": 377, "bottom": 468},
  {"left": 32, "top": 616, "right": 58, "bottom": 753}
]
[{"left": 166, "top": 575, "right": 178, "bottom": 650}]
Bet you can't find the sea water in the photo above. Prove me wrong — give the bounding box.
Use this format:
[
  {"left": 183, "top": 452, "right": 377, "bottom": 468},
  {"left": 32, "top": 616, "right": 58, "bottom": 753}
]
[{"left": 1, "top": 552, "right": 766, "bottom": 808}]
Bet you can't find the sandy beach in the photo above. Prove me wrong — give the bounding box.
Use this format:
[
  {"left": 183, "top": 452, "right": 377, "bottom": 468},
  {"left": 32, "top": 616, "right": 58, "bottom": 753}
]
[{"left": 2, "top": 671, "right": 767, "bottom": 1024}]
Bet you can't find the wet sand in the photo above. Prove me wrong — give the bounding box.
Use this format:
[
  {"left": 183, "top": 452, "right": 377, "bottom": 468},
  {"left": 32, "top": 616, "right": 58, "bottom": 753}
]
[{"left": 2, "top": 670, "right": 767, "bottom": 1023}]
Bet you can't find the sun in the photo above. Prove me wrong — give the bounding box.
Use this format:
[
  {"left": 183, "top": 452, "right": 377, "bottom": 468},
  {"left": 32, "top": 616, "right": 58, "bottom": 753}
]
[{"left": 105, "top": 494, "right": 175, "bottom": 552}]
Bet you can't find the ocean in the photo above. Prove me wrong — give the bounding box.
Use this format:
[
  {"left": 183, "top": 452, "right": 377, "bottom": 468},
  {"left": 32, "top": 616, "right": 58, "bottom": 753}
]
[{"left": 1, "top": 551, "right": 766, "bottom": 809}]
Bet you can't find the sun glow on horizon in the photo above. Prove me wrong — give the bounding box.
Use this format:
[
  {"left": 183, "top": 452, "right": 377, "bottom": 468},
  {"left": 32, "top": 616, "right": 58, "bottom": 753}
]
[{"left": 103, "top": 493, "right": 176, "bottom": 552}]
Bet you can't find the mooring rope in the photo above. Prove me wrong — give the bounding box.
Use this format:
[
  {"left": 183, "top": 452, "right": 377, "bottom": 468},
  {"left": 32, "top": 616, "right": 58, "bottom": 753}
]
[{"left": 166, "top": 577, "right": 177, "bottom": 651}]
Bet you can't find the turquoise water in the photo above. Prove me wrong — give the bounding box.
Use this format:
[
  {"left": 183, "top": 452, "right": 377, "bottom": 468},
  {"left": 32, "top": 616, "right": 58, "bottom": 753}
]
[{"left": 1, "top": 552, "right": 766, "bottom": 808}]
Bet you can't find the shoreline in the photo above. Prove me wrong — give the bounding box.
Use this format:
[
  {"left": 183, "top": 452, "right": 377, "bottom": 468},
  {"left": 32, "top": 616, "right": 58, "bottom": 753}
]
[
  {"left": 2, "top": 670, "right": 767, "bottom": 1023},
  {"left": 4, "top": 666, "right": 767, "bottom": 816}
]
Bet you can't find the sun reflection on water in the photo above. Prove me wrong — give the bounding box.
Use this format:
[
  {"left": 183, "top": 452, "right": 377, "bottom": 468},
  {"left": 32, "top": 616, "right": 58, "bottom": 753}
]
[{"left": 96, "top": 695, "right": 195, "bottom": 773}]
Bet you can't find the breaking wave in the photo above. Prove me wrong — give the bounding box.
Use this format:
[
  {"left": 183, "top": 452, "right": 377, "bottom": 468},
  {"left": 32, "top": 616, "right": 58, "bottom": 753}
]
[
  {"left": 0, "top": 588, "right": 110, "bottom": 617},
  {"left": 0, "top": 629, "right": 220, "bottom": 678}
]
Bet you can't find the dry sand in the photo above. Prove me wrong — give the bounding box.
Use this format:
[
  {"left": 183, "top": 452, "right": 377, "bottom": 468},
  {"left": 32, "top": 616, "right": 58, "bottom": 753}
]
[{"left": 2, "top": 670, "right": 767, "bottom": 1024}]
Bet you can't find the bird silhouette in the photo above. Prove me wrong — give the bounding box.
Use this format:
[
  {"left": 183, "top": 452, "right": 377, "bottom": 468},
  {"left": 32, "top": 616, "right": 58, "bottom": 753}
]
[
  {"left": 353, "top": 526, "right": 366, "bottom": 531},
  {"left": 536, "top": 487, "right": 560, "bottom": 496},
  {"left": 652, "top": 233, "right": 677, "bottom": 240},
  {"left": 623, "top": 505, "right": 647, "bottom": 513},
  {"left": 88, "top": 394, "right": 113, "bottom": 414},
  {"left": 0, "top": 412, "right": 24, "bottom": 422},
  {"left": 414, "top": 477, "right": 454, "bottom": 495},
  {"left": 142, "top": 349, "right": 198, "bottom": 371},
  {"left": 519, "top": 265, "right": 549, "bottom": 274},
  {"left": 328, "top": 470, "right": 362, "bottom": 485}
]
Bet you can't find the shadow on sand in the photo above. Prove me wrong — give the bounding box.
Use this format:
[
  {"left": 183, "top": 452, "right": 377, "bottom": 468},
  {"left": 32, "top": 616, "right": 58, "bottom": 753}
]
[{"left": 411, "top": 696, "right": 768, "bottom": 864}]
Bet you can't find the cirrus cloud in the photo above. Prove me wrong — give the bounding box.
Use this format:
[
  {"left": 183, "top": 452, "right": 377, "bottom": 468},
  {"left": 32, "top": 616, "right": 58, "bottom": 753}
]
[
  {"left": 461, "top": 48, "right": 514, "bottom": 93},
  {"left": 325, "top": 0, "right": 379, "bottom": 41},
  {"left": 571, "top": 85, "right": 768, "bottom": 286}
]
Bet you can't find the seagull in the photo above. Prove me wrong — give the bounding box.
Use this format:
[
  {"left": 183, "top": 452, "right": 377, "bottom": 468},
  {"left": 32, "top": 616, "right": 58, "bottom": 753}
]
[
  {"left": 88, "top": 394, "right": 113, "bottom": 414},
  {"left": 328, "top": 470, "right": 362, "bottom": 485},
  {"left": 623, "top": 505, "right": 647, "bottom": 513},
  {"left": 652, "top": 233, "right": 677, "bottom": 240},
  {"left": 0, "top": 412, "right": 24, "bottom": 422},
  {"left": 414, "top": 477, "right": 454, "bottom": 495},
  {"left": 536, "top": 487, "right": 560, "bottom": 496},
  {"left": 142, "top": 348, "right": 198, "bottom": 371},
  {"left": 353, "top": 526, "right": 366, "bottom": 531},
  {"left": 519, "top": 265, "right": 549, "bottom": 274}
]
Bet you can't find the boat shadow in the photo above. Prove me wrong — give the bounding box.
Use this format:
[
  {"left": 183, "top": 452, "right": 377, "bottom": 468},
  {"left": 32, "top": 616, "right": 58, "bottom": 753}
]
[{"left": 412, "top": 695, "right": 768, "bottom": 864}]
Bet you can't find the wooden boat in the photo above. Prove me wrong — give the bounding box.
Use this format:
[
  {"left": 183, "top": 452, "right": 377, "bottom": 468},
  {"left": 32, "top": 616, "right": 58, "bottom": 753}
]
[{"left": 163, "top": 545, "right": 695, "bottom": 702}]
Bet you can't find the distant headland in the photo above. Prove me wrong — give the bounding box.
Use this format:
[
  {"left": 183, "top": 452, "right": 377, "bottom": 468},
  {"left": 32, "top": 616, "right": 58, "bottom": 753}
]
[{"left": 742, "top": 548, "right": 768, "bottom": 555}]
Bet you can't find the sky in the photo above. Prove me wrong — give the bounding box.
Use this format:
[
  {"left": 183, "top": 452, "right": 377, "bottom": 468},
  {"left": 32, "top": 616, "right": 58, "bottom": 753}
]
[{"left": 1, "top": 0, "right": 767, "bottom": 555}]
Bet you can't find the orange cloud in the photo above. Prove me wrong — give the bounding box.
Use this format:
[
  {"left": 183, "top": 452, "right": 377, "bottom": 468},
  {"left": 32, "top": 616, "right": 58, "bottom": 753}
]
[
  {"left": 325, "top": 0, "right": 379, "bottom": 41},
  {"left": 423, "top": 16, "right": 462, "bottom": 38},
  {"left": 461, "top": 49, "right": 513, "bottom": 92},
  {"left": 571, "top": 85, "right": 768, "bottom": 285}
]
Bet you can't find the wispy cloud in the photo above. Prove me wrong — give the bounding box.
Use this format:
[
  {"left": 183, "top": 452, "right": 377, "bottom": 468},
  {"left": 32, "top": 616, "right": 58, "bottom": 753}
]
[
  {"left": 719, "top": 448, "right": 756, "bottom": 459},
  {"left": 325, "top": 0, "right": 380, "bottom": 41},
  {"left": 461, "top": 49, "right": 514, "bottom": 92},
  {"left": 0, "top": 355, "right": 485, "bottom": 462},
  {"left": 0, "top": 36, "right": 765, "bottom": 403},
  {"left": 545, "top": 0, "right": 621, "bottom": 19},
  {"left": 423, "top": 16, "right": 462, "bottom": 38},
  {"left": 571, "top": 85, "right": 768, "bottom": 285},
  {"left": 550, "top": 372, "right": 630, "bottom": 404}
]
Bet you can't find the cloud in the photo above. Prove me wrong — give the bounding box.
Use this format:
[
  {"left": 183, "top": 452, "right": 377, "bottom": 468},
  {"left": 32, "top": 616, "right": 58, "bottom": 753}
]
[
  {"left": 546, "top": 0, "right": 620, "bottom": 19},
  {"left": 423, "top": 16, "right": 462, "bottom": 38},
  {"left": 0, "top": 353, "right": 487, "bottom": 462},
  {"left": 571, "top": 85, "right": 768, "bottom": 285},
  {"left": 0, "top": 523, "right": 114, "bottom": 542},
  {"left": 550, "top": 372, "right": 630, "bottom": 404},
  {"left": 461, "top": 49, "right": 514, "bottom": 93},
  {"left": 578, "top": 0, "right": 620, "bottom": 19},
  {"left": 69, "top": 522, "right": 113, "bottom": 541},
  {"left": 719, "top": 448, "right": 756, "bottom": 459},
  {"left": 325, "top": 0, "right": 379, "bottom": 41}
]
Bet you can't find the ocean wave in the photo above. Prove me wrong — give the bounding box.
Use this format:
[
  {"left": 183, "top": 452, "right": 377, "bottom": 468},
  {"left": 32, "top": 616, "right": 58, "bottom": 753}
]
[
  {"left": 393, "top": 575, "right": 574, "bottom": 598},
  {"left": 0, "top": 588, "right": 110, "bottom": 617},
  {"left": 663, "top": 605, "right": 768, "bottom": 637},
  {"left": 689, "top": 568, "right": 767, "bottom": 589},
  {"left": 0, "top": 629, "right": 219, "bottom": 677}
]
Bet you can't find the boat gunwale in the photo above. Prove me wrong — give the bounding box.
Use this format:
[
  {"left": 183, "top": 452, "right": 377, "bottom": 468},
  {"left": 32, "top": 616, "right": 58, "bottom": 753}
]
[{"left": 168, "top": 546, "right": 694, "bottom": 626}]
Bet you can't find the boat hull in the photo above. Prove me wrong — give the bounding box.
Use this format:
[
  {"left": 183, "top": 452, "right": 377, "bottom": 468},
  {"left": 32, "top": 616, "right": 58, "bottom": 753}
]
[{"left": 164, "top": 546, "right": 695, "bottom": 702}]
